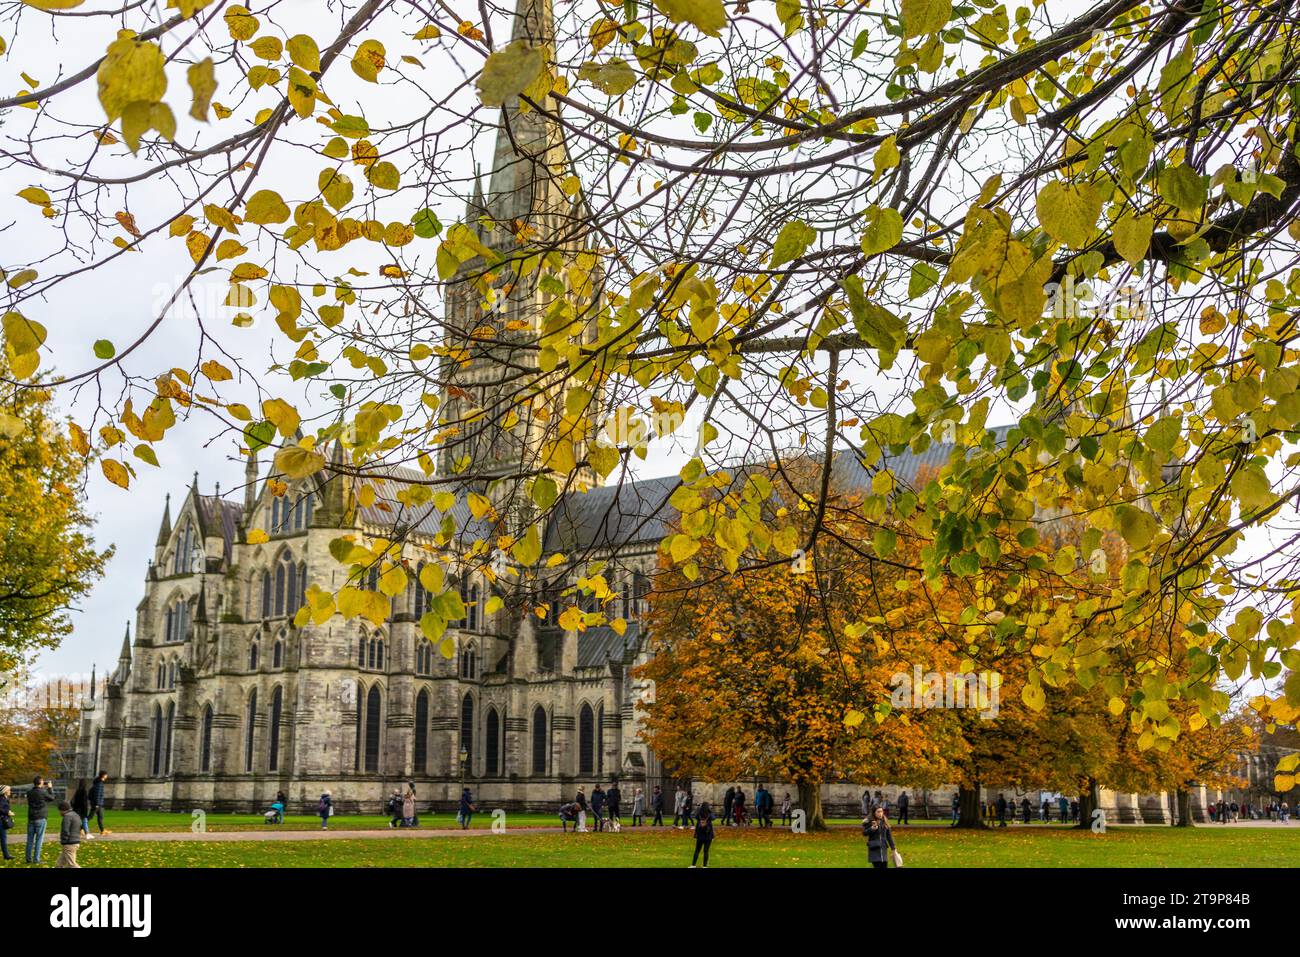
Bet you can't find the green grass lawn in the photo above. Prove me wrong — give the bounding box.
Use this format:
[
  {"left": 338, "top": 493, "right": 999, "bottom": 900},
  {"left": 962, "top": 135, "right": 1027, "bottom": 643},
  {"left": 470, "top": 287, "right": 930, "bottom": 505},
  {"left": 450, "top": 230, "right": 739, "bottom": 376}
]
[
  {"left": 4, "top": 820, "right": 1297, "bottom": 868},
  {"left": 7, "top": 806, "right": 562, "bottom": 832}
]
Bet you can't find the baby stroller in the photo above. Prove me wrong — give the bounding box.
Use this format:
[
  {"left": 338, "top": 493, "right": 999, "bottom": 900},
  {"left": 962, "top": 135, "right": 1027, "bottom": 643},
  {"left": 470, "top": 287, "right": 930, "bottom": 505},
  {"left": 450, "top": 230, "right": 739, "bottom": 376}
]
[{"left": 264, "top": 801, "right": 285, "bottom": 824}]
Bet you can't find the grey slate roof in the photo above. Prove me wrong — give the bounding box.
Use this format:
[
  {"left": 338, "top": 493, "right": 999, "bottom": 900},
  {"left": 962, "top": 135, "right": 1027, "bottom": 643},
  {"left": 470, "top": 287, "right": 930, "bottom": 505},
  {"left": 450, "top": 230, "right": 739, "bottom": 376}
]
[
  {"left": 197, "top": 495, "right": 242, "bottom": 565},
  {"left": 576, "top": 621, "right": 640, "bottom": 669},
  {"left": 358, "top": 466, "right": 493, "bottom": 541},
  {"left": 541, "top": 426, "right": 1015, "bottom": 554}
]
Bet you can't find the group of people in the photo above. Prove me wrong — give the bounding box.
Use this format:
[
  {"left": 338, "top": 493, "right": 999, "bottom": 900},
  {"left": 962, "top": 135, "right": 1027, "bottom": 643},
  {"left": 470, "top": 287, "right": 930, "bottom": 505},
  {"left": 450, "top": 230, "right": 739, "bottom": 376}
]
[
  {"left": 0, "top": 771, "right": 111, "bottom": 867},
  {"left": 1208, "top": 798, "right": 1291, "bottom": 822},
  {"left": 559, "top": 783, "right": 797, "bottom": 834}
]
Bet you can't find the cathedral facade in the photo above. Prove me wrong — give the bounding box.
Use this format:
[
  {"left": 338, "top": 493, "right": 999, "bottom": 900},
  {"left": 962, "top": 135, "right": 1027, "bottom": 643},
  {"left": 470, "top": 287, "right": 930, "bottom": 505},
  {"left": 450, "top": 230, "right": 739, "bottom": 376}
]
[{"left": 74, "top": 0, "right": 1236, "bottom": 824}]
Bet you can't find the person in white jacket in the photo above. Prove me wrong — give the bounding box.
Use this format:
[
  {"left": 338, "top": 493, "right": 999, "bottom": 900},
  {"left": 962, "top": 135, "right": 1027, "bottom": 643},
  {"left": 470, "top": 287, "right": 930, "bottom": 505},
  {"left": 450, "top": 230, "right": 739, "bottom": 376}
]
[{"left": 673, "top": 787, "right": 688, "bottom": 829}]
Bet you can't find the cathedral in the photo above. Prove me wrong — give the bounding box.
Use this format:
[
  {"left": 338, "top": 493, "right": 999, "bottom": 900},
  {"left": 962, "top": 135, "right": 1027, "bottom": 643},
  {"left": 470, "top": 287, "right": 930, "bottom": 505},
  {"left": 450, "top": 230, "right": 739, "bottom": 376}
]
[{"left": 74, "top": 0, "right": 1250, "bottom": 823}]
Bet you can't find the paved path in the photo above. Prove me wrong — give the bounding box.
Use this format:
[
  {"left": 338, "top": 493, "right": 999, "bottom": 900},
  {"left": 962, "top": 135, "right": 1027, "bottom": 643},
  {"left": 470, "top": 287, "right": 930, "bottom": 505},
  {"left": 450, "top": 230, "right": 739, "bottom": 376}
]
[{"left": 89, "top": 826, "right": 568, "bottom": 842}]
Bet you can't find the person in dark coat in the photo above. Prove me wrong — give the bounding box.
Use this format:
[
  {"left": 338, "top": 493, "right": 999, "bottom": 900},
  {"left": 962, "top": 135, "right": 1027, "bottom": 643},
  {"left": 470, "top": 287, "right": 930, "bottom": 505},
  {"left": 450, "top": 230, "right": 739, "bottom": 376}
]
[
  {"left": 863, "top": 806, "right": 897, "bottom": 868},
  {"left": 733, "top": 787, "right": 747, "bottom": 826},
  {"left": 88, "top": 771, "right": 110, "bottom": 835},
  {"left": 996, "top": 793, "right": 1008, "bottom": 827},
  {"left": 896, "top": 790, "right": 910, "bottom": 825},
  {"left": 559, "top": 801, "right": 580, "bottom": 833},
  {"left": 458, "top": 788, "right": 476, "bottom": 829},
  {"left": 591, "top": 784, "right": 606, "bottom": 832},
  {"left": 25, "top": 776, "right": 56, "bottom": 863},
  {"left": 317, "top": 790, "right": 333, "bottom": 830},
  {"left": 950, "top": 792, "right": 960, "bottom": 826},
  {"left": 71, "top": 779, "right": 92, "bottom": 839},
  {"left": 0, "top": 785, "right": 14, "bottom": 860},
  {"left": 651, "top": 785, "right": 664, "bottom": 826},
  {"left": 606, "top": 782, "right": 622, "bottom": 825},
  {"left": 722, "top": 786, "right": 736, "bottom": 826},
  {"left": 1020, "top": 797, "right": 1031, "bottom": 824},
  {"left": 690, "top": 802, "right": 715, "bottom": 867}
]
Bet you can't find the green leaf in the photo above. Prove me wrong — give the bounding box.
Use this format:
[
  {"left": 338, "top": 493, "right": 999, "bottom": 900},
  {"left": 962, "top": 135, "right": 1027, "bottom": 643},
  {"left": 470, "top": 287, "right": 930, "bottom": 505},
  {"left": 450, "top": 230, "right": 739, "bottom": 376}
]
[
  {"left": 93, "top": 339, "right": 116, "bottom": 359},
  {"left": 477, "top": 39, "right": 546, "bottom": 107},
  {"left": 901, "top": 0, "right": 952, "bottom": 39},
  {"left": 769, "top": 219, "right": 815, "bottom": 268},
  {"left": 1159, "top": 163, "right": 1207, "bottom": 211},
  {"left": 653, "top": 0, "right": 727, "bottom": 36},
  {"left": 1116, "top": 504, "right": 1157, "bottom": 550},
  {"left": 861, "top": 205, "right": 903, "bottom": 255},
  {"left": 1036, "top": 180, "right": 1101, "bottom": 248}
]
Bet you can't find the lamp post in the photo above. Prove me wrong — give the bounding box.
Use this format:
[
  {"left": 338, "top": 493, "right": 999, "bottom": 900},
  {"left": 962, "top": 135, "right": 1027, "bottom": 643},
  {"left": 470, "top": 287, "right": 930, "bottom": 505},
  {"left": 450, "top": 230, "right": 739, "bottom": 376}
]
[{"left": 459, "top": 747, "right": 468, "bottom": 790}]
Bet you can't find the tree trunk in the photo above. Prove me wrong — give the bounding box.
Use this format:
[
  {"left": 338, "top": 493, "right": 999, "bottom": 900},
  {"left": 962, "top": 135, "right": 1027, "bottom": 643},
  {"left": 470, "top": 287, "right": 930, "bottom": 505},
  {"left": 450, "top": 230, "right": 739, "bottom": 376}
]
[
  {"left": 955, "top": 783, "right": 986, "bottom": 829},
  {"left": 797, "top": 781, "right": 826, "bottom": 831},
  {"left": 1173, "top": 788, "right": 1194, "bottom": 827},
  {"left": 1075, "top": 777, "right": 1101, "bottom": 829}
]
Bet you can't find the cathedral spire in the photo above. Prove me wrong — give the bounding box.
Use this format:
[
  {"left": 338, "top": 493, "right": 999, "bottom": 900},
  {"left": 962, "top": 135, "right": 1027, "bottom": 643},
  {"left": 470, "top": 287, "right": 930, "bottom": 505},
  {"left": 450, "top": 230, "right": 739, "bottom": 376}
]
[
  {"left": 483, "top": 0, "right": 567, "bottom": 238},
  {"left": 155, "top": 493, "right": 172, "bottom": 547},
  {"left": 118, "top": 623, "right": 132, "bottom": 663}
]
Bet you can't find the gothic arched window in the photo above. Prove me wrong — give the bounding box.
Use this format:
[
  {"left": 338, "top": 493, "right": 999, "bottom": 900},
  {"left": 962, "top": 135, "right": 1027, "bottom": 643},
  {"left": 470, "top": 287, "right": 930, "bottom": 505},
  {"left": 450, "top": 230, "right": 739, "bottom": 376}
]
[
  {"left": 414, "top": 689, "right": 429, "bottom": 775},
  {"left": 485, "top": 708, "right": 500, "bottom": 776},
  {"left": 596, "top": 703, "right": 604, "bottom": 774},
  {"left": 578, "top": 703, "right": 594, "bottom": 775},
  {"left": 268, "top": 686, "right": 283, "bottom": 772},
  {"left": 248, "top": 641, "right": 259, "bottom": 671},
  {"left": 261, "top": 570, "right": 272, "bottom": 619},
  {"left": 532, "top": 706, "right": 547, "bottom": 775},
  {"left": 244, "top": 690, "right": 258, "bottom": 772},
  {"left": 416, "top": 640, "right": 433, "bottom": 676},
  {"left": 200, "top": 705, "right": 213, "bottom": 773},
  {"left": 274, "top": 551, "right": 293, "bottom": 616},
  {"left": 163, "top": 701, "right": 175, "bottom": 773},
  {"left": 364, "top": 684, "right": 382, "bottom": 773},
  {"left": 459, "top": 693, "right": 474, "bottom": 772},
  {"left": 358, "top": 633, "right": 366, "bottom": 668},
  {"left": 150, "top": 704, "right": 164, "bottom": 776},
  {"left": 272, "top": 636, "right": 283, "bottom": 669}
]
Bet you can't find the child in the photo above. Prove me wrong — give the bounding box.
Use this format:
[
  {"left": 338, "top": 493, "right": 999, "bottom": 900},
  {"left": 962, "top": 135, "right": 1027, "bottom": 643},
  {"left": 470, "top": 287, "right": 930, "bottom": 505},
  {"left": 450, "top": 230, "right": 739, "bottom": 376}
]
[{"left": 57, "top": 801, "right": 82, "bottom": 868}]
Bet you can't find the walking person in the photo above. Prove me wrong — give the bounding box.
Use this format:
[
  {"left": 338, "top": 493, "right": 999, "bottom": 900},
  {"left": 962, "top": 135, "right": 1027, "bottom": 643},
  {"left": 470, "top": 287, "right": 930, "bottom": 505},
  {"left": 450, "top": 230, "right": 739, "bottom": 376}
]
[
  {"left": 591, "top": 784, "right": 607, "bottom": 833},
  {"left": 864, "top": 805, "right": 898, "bottom": 869},
  {"left": 950, "top": 792, "right": 960, "bottom": 826},
  {"left": 70, "top": 779, "right": 93, "bottom": 840},
  {"left": 651, "top": 785, "right": 664, "bottom": 826},
  {"left": 317, "top": 790, "right": 333, "bottom": 830},
  {"left": 458, "top": 787, "right": 476, "bottom": 829},
  {"left": 860, "top": 787, "right": 872, "bottom": 818},
  {"left": 755, "top": 784, "right": 771, "bottom": 827},
  {"left": 689, "top": 801, "right": 715, "bottom": 868},
  {"left": 897, "top": 790, "right": 909, "bottom": 826},
  {"left": 55, "top": 802, "right": 82, "bottom": 868},
  {"left": 1040, "top": 798, "right": 1049, "bottom": 822},
  {"left": 574, "top": 786, "right": 589, "bottom": 832},
  {"left": 402, "top": 784, "right": 417, "bottom": 828},
  {"left": 996, "top": 793, "right": 1008, "bottom": 827},
  {"left": 607, "top": 781, "right": 622, "bottom": 827},
  {"left": 733, "top": 787, "right": 747, "bottom": 826},
  {"left": 780, "top": 792, "right": 793, "bottom": 827},
  {"left": 1021, "top": 797, "right": 1031, "bottom": 824},
  {"left": 25, "top": 776, "right": 56, "bottom": 864},
  {"left": 722, "top": 786, "right": 735, "bottom": 827},
  {"left": 631, "top": 787, "right": 645, "bottom": 826},
  {"left": 1058, "top": 795, "right": 1069, "bottom": 823},
  {"left": 387, "top": 789, "right": 403, "bottom": 828},
  {"left": 683, "top": 790, "right": 695, "bottom": 828},
  {"left": 88, "top": 770, "right": 110, "bottom": 835},
  {"left": 0, "top": 785, "right": 14, "bottom": 860},
  {"left": 673, "top": 785, "right": 687, "bottom": 829}
]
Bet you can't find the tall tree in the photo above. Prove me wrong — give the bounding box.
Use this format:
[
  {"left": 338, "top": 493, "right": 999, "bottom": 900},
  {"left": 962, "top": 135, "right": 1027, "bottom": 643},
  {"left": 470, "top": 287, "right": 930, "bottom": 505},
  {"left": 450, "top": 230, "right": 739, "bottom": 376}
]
[
  {"left": 3, "top": 0, "right": 1300, "bottom": 733},
  {"left": 0, "top": 364, "right": 111, "bottom": 676}
]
